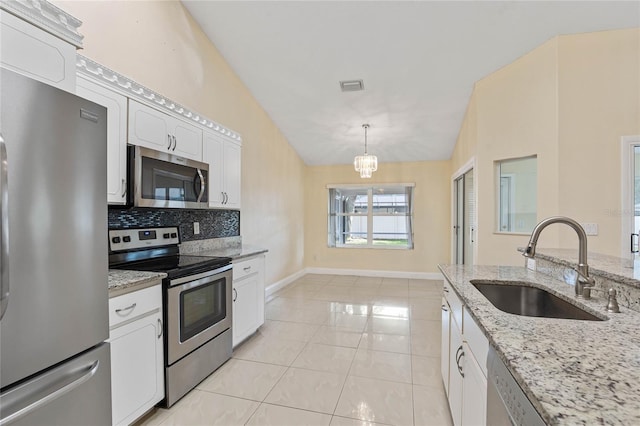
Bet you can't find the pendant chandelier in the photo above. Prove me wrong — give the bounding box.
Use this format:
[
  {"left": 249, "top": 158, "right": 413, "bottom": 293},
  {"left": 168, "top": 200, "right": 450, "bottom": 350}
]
[{"left": 354, "top": 124, "right": 378, "bottom": 178}]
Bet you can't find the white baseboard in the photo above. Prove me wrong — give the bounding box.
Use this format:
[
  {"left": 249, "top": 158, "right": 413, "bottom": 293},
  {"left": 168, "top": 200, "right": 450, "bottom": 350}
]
[
  {"left": 265, "top": 269, "right": 308, "bottom": 298},
  {"left": 304, "top": 267, "right": 442, "bottom": 280},
  {"left": 266, "top": 268, "right": 443, "bottom": 297}
]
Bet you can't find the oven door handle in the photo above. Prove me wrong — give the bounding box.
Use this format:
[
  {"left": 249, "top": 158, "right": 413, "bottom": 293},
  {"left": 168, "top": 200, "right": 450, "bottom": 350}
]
[{"left": 168, "top": 263, "right": 232, "bottom": 288}]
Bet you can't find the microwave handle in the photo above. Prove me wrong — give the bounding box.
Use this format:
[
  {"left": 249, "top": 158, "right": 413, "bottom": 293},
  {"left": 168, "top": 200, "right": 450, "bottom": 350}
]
[{"left": 195, "top": 169, "right": 205, "bottom": 203}]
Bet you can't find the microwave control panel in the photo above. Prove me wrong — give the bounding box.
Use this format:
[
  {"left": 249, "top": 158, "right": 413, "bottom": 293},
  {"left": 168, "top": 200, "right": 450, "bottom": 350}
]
[{"left": 109, "top": 227, "right": 179, "bottom": 252}]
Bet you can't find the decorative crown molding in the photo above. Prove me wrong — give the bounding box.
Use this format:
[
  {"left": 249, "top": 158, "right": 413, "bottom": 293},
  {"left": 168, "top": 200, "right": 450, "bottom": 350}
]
[
  {"left": 0, "top": 0, "right": 83, "bottom": 48},
  {"left": 76, "top": 55, "right": 242, "bottom": 143}
]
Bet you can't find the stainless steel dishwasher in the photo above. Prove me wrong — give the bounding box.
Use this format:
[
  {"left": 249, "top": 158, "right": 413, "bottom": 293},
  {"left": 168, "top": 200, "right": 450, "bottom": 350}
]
[{"left": 486, "top": 346, "right": 547, "bottom": 426}]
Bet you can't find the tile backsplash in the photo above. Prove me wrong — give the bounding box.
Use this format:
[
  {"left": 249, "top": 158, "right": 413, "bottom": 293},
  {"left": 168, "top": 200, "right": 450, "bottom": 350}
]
[{"left": 108, "top": 207, "right": 239, "bottom": 241}]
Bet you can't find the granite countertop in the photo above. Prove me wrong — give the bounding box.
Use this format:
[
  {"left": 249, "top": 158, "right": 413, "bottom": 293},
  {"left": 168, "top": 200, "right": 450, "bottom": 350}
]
[
  {"left": 193, "top": 244, "right": 268, "bottom": 261},
  {"left": 108, "top": 270, "right": 166, "bottom": 298},
  {"left": 517, "top": 248, "right": 640, "bottom": 289},
  {"left": 438, "top": 264, "right": 640, "bottom": 425}
]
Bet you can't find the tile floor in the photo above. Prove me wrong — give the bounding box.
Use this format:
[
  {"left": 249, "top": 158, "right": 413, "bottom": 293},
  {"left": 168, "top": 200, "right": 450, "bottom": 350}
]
[{"left": 140, "top": 274, "right": 454, "bottom": 426}]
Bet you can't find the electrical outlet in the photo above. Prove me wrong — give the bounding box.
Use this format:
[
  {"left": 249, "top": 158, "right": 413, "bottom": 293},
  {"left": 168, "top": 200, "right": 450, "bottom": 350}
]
[
  {"left": 193, "top": 222, "right": 200, "bottom": 235},
  {"left": 580, "top": 223, "right": 598, "bottom": 236}
]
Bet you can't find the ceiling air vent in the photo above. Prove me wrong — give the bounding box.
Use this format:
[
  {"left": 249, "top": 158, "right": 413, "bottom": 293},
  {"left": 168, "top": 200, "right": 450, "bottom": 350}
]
[{"left": 339, "top": 79, "right": 364, "bottom": 92}]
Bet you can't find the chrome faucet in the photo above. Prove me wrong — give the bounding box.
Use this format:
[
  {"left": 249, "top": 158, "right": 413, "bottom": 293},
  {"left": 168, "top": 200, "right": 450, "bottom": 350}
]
[{"left": 523, "top": 216, "right": 595, "bottom": 298}]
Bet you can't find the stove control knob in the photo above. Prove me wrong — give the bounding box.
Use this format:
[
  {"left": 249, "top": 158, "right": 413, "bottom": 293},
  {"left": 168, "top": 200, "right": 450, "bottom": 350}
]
[
  {"left": 111, "top": 236, "right": 121, "bottom": 244},
  {"left": 170, "top": 233, "right": 177, "bottom": 238},
  {"left": 163, "top": 233, "right": 170, "bottom": 239},
  {"left": 123, "top": 236, "right": 131, "bottom": 243}
]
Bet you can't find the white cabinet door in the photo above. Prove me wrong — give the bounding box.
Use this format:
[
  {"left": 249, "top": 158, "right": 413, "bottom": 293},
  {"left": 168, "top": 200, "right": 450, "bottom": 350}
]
[
  {"left": 128, "top": 99, "right": 170, "bottom": 152},
  {"left": 232, "top": 255, "right": 265, "bottom": 348},
  {"left": 203, "top": 132, "right": 225, "bottom": 207},
  {"left": 448, "top": 320, "right": 464, "bottom": 426},
  {"left": 441, "top": 297, "right": 451, "bottom": 397},
  {"left": 128, "top": 100, "right": 202, "bottom": 161},
  {"left": 233, "top": 272, "right": 259, "bottom": 347},
  {"left": 0, "top": 11, "right": 76, "bottom": 92},
  {"left": 76, "top": 77, "right": 128, "bottom": 205},
  {"left": 173, "top": 118, "right": 202, "bottom": 160},
  {"left": 203, "top": 132, "right": 242, "bottom": 209},
  {"left": 223, "top": 141, "right": 241, "bottom": 208},
  {"left": 108, "top": 286, "right": 164, "bottom": 426},
  {"left": 461, "top": 344, "right": 487, "bottom": 426}
]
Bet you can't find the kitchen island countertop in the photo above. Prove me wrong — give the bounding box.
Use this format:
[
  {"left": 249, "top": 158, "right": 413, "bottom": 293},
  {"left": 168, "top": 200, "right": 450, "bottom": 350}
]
[{"left": 438, "top": 264, "right": 640, "bottom": 425}]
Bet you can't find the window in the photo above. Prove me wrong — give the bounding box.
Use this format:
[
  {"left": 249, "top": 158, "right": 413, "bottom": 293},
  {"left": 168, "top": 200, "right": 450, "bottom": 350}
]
[
  {"left": 328, "top": 184, "right": 414, "bottom": 249},
  {"left": 495, "top": 156, "right": 537, "bottom": 233}
]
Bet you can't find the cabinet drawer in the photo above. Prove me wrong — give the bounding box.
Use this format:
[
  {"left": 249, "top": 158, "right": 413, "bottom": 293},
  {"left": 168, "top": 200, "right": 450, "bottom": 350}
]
[
  {"left": 233, "top": 256, "right": 263, "bottom": 281},
  {"left": 109, "top": 284, "right": 162, "bottom": 329},
  {"left": 444, "top": 280, "right": 464, "bottom": 332},
  {"left": 463, "top": 307, "right": 489, "bottom": 377}
]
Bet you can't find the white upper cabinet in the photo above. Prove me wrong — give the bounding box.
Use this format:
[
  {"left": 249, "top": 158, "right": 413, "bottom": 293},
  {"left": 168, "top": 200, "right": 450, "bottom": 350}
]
[
  {"left": 76, "top": 76, "right": 128, "bottom": 205},
  {"left": 128, "top": 99, "right": 202, "bottom": 161},
  {"left": 203, "top": 131, "right": 242, "bottom": 209},
  {"left": 0, "top": 1, "right": 82, "bottom": 92}
]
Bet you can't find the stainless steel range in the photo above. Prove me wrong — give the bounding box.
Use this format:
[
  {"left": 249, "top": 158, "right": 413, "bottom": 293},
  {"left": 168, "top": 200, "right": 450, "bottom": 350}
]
[{"left": 108, "top": 226, "right": 232, "bottom": 407}]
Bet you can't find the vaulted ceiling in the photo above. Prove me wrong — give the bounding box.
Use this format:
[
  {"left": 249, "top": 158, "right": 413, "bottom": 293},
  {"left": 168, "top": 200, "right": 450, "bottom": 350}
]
[{"left": 182, "top": 1, "right": 639, "bottom": 166}]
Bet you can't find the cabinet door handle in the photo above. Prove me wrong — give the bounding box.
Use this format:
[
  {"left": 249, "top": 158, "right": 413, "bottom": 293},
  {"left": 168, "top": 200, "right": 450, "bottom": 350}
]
[
  {"left": 233, "top": 288, "right": 237, "bottom": 302},
  {"left": 121, "top": 178, "right": 126, "bottom": 198},
  {"left": 172, "top": 135, "right": 177, "bottom": 151},
  {"left": 441, "top": 304, "right": 448, "bottom": 312},
  {"left": 115, "top": 302, "right": 136, "bottom": 315},
  {"left": 443, "top": 287, "right": 449, "bottom": 293},
  {"left": 243, "top": 266, "right": 251, "bottom": 272},
  {"left": 167, "top": 134, "right": 172, "bottom": 150},
  {"left": 455, "top": 345, "right": 465, "bottom": 377},
  {"left": 157, "top": 318, "right": 163, "bottom": 339}
]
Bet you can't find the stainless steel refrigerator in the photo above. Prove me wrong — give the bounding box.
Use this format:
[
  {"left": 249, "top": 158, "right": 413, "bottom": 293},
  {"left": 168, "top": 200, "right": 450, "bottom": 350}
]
[{"left": 0, "top": 69, "right": 112, "bottom": 425}]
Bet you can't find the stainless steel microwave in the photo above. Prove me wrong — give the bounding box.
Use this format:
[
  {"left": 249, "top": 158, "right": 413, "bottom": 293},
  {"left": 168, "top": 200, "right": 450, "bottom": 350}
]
[{"left": 128, "top": 145, "right": 209, "bottom": 209}]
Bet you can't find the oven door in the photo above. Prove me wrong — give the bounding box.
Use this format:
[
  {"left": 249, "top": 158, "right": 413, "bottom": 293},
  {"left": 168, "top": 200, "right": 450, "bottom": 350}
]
[
  {"left": 166, "top": 265, "right": 232, "bottom": 365},
  {"left": 130, "top": 145, "right": 209, "bottom": 209}
]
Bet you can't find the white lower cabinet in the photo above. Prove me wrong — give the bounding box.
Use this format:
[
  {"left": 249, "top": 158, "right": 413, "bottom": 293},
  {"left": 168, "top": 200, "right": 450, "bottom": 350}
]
[
  {"left": 232, "top": 255, "right": 265, "bottom": 347},
  {"left": 441, "top": 296, "right": 451, "bottom": 397},
  {"left": 448, "top": 316, "right": 464, "bottom": 426},
  {"left": 461, "top": 343, "right": 487, "bottom": 425},
  {"left": 442, "top": 279, "right": 488, "bottom": 426},
  {"left": 108, "top": 285, "right": 164, "bottom": 426}
]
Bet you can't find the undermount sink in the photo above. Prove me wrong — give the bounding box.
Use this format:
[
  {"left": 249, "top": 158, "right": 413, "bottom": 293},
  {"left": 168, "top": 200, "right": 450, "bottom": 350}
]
[{"left": 470, "top": 280, "right": 603, "bottom": 321}]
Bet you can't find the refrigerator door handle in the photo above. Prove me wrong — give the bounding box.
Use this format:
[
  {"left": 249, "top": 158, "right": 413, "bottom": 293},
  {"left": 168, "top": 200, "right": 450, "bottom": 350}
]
[
  {"left": 0, "top": 360, "right": 99, "bottom": 426},
  {"left": 0, "top": 137, "right": 8, "bottom": 321}
]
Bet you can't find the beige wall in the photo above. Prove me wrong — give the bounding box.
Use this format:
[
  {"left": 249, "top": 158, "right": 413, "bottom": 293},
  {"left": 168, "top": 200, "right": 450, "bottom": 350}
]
[
  {"left": 304, "top": 162, "right": 451, "bottom": 274},
  {"left": 55, "top": 0, "right": 306, "bottom": 284},
  {"left": 557, "top": 29, "right": 640, "bottom": 256},
  {"left": 451, "top": 28, "right": 640, "bottom": 265}
]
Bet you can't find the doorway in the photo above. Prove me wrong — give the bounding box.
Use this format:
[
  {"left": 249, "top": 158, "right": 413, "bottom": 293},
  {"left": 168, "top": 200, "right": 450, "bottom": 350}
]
[
  {"left": 622, "top": 136, "right": 640, "bottom": 260},
  {"left": 453, "top": 163, "right": 475, "bottom": 265}
]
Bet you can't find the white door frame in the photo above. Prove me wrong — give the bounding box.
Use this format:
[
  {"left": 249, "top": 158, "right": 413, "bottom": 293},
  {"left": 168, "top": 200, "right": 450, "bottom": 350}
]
[
  {"left": 621, "top": 135, "right": 640, "bottom": 259},
  {"left": 451, "top": 157, "right": 477, "bottom": 265}
]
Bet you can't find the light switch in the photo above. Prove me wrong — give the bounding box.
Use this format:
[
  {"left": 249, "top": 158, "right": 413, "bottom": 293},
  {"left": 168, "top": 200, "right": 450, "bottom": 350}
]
[{"left": 194, "top": 222, "right": 200, "bottom": 235}]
